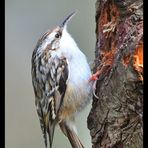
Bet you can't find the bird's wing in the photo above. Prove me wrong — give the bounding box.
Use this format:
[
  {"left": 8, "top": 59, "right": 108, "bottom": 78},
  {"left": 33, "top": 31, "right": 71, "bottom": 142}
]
[{"left": 32, "top": 55, "right": 69, "bottom": 148}]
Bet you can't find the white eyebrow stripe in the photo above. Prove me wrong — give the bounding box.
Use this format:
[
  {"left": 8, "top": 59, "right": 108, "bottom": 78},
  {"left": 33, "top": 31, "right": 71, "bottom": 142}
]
[{"left": 41, "top": 32, "right": 56, "bottom": 50}]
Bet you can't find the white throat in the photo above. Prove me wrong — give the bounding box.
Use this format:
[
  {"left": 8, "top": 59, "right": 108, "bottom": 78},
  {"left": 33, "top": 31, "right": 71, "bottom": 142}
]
[{"left": 59, "top": 29, "right": 81, "bottom": 57}]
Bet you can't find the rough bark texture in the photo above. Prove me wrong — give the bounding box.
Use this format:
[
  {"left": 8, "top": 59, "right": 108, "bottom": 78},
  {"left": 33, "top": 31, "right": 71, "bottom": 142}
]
[{"left": 87, "top": 0, "right": 143, "bottom": 148}]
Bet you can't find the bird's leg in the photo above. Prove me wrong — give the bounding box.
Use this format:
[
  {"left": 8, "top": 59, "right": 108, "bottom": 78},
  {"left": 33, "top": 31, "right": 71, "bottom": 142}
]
[
  {"left": 89, "top": 71, "right": 100, "bottom": 99},
  {"left": 89, "top": 71, "right": 100, "bottom": 82}
]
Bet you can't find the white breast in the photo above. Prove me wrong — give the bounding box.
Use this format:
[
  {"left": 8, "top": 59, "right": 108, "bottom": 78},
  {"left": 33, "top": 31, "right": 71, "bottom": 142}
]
[{"left": 58, "top": 29, "right": 92, "bottom": 114}]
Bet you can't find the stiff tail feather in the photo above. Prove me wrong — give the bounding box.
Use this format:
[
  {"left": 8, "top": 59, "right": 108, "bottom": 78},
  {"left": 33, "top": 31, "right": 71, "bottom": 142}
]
[{"left": 59, "top": 121, "right": 84, "bottom": 148}]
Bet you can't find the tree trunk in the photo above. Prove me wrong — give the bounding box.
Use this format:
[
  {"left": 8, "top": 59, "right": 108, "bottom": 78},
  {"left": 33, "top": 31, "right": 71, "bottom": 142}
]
[{"left": 87, "top": 0, "right": 143, "bottom": 148}]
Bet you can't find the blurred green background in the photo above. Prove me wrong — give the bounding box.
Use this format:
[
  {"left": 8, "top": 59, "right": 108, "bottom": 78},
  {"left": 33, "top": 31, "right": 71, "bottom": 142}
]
[{"left": 5, "top": 0, "right": 95, "bottom": 148}]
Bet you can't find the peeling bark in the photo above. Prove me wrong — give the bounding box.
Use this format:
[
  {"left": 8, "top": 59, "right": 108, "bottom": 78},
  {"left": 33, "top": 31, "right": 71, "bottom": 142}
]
[{"left": 87, "top": 0, "right": 143, "bottom": 148}]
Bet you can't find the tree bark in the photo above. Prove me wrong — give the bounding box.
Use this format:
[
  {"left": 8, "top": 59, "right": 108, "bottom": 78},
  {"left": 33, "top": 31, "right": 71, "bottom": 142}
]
[{"left": 87, "top": 0, "right": 143, "bottom": 148}]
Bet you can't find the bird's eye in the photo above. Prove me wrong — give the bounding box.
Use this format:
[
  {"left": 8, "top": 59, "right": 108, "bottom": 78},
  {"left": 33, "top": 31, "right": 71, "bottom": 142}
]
[{"left": 55, "top": 33, "right": 60, "bottom": 38}]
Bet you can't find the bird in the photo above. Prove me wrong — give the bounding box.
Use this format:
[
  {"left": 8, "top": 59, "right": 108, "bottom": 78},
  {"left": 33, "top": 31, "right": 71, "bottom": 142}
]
[{"left": 31, "top": 12, "right": 92, "bottom": 148}]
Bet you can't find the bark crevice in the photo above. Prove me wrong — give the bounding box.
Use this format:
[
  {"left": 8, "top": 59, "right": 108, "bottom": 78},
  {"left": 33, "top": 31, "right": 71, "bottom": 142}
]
[{"left": 87, "top": 0, "right": 143, "bottom": 147}]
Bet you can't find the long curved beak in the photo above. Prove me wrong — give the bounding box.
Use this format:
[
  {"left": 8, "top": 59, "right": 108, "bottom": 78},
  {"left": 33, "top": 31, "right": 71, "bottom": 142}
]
[{"left": 59, "top": 11, "right": 77, "bottom": 29}]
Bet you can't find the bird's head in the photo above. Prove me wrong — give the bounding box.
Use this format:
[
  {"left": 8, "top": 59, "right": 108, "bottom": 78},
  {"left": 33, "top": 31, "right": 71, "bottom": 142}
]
[{"left": 36, "top": 12, "right": 77, "bottom": 53}]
